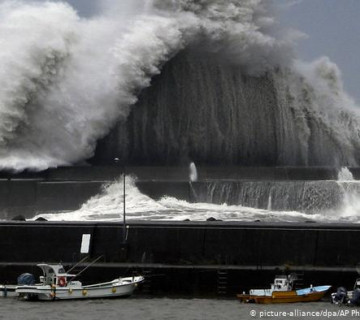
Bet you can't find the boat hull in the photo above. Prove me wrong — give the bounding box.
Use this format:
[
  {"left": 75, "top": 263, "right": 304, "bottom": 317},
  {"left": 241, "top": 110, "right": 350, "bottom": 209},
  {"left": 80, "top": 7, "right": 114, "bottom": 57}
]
[
  {"left": 237, "top": 286, "right": 331, "bottom": 304},
  {"left": 16, "top": 276, "right": 143, "bottom": 301}
]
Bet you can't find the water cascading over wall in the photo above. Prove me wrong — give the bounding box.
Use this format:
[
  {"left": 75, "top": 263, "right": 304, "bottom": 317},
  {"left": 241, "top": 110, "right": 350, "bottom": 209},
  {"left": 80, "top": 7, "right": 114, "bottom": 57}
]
[
  {"left": 191, "top": 180, "right": 359, "bottom": 213},
  {"left": 93, "top": 48, "right": 360, "bottom": 167}
]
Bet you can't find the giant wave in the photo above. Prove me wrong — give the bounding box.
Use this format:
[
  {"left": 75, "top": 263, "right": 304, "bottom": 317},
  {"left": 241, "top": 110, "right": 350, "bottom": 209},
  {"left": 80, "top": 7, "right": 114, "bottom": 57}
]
[{"left": 0, "top": 0, "right": 359, "bottom": 170}]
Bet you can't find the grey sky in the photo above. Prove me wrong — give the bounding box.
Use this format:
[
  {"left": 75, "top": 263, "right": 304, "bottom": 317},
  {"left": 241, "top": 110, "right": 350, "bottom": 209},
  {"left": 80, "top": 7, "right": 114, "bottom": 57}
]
[
  {"left": 51, "top": 0, "right": 97, "bottom": 16},
  {"left": 54, "top": 0, "right": 360, "bottom": 103},
  {"left": 278, "top": 0, "right": 360, "bottom": 103}
]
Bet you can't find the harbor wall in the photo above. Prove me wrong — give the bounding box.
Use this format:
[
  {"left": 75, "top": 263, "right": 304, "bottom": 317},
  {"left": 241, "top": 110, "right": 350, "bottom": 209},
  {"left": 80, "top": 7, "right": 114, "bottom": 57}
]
[
  {"left": 0, "top": 221, "right": 358, "bottom": 296},
  {"left": 0, "top": 180, "right": 191, "bottom": 218},
  {"left": 0, "top": 166, "right": 347, "bottom": 181},
  {"left": 0, "top": 166, "right": 357, "bottom": 219},
  {"left": 2, "top": 221, "right": 357, "bottom": 267},
  {"left": 1, "top": 166, "right": 359, "bottom": 296}
]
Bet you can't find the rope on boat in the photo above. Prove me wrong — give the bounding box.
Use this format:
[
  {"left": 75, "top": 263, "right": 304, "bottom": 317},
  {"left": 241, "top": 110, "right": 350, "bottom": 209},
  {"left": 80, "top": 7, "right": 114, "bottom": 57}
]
[
  {"left": 66, "top": 255, "right": 89, "bottom": 274},
  {"left": 68, "top": 255, "right": 104, "bottom": 282}
]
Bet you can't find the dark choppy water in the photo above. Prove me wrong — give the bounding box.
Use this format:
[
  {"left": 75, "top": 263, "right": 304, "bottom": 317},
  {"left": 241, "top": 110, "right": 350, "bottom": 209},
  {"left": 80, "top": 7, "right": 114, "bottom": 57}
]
[{"left": 0, "top": 298, "right": 359, "bottom": 320}]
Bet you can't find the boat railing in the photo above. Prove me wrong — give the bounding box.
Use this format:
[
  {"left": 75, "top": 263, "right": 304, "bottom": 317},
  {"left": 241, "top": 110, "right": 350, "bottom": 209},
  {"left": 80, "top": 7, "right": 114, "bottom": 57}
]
[{"left": 83, "top": 279, "right": 118, "bottom": 289}]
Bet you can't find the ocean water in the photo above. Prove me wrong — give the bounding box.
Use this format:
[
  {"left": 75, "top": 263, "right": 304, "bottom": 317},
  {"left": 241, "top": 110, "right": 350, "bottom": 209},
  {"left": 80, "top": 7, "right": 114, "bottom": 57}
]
[{"left": 0, "top": 298, "right": 358, "bottom": 320}]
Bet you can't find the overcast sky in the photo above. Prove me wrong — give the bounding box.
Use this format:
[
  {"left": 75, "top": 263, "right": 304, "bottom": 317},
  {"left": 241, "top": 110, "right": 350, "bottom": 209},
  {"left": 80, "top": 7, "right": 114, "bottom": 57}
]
[
  {"left": 53, "top": 0, "right": 360, "bottom": 104},
  {"left": 278, "top": 0, "right": 360, "bottom": 103}
]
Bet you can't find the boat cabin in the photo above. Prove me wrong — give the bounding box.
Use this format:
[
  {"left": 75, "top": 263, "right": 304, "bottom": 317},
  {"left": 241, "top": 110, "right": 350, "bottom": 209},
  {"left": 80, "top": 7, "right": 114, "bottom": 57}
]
[
  {"left": 249, "top": 275, "right": 294, "bottom": 296},
  {"left": 271, "top": 275, "right": 292, "bottom": 291},
  {"left": 37, "top": 264, "right": 75, "bottom": 287}
]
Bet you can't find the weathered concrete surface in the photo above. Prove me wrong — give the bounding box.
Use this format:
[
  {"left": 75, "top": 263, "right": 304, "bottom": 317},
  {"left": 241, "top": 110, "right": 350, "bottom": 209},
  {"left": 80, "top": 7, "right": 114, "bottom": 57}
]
[
  {"left": 0, "top": 221, "right": 358, "bottom": 296},
  {"left": 0, "top": 166, "right": 343, "bottom": 181},
  {"left": 2, "top": 221, "right": 359, "bottom": 267},
  {"left": 0, "top": 166, "right": 353, "bottom": 219}
]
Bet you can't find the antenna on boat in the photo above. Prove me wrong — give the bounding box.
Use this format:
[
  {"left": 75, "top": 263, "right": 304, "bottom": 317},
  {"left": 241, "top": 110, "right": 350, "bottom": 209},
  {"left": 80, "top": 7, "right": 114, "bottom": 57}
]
[
  {"left": 114, "top": 157, "right": 127, "bottom": 244},
  {"left": 68, "top": 255, "right": 104, "bottom": 281},
  {"left": 67, "top": 255, "right": 89, "bottom": 274}
]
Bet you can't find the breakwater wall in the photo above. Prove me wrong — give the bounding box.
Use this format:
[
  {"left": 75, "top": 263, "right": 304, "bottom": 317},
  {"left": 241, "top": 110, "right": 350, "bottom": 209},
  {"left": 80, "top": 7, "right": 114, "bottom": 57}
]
[
  {"left": 0, "top": 221, "right": 359, "bottom": 296},
  {"left": 0, "top": 166, "right": 358, "bottom": 219},
  {"left": 0, "top": 166, "right": 351, "bottom": 181},
  {"left": 0, "top": 179, "right": 191, "bottom": 219}
]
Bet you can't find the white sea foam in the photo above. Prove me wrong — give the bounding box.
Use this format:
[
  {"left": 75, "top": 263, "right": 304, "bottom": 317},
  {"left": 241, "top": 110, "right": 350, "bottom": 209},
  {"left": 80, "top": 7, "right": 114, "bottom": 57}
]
[
  {"left": 3, "top": 1, "right": 360, "bottom": 223},
  {"left": 32, "top": 175, "right": 360, "bottom": 223},
  {"left": 337, "top": 167, "right": 354, "bottom": 181},
  {"left": 0, "top": 1, "right": 358, "bottom": 171},
  {"left": 0, "top": 0, "right": 307, "bottom": 171},
  {"left": 333, "top": 167, "right": 360, "bottom": 221}
]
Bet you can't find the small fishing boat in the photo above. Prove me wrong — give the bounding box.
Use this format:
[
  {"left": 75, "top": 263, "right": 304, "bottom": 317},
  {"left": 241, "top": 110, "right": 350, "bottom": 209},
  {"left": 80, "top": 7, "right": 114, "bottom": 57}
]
[
  {"left": 331, "top": 278, "right": 360, "bottom": 306},
  {"left": 237, "top": 274, "right": 331, "bottom": 304},
  {"left": 16, "top": 263, "right": 144, "bottom": 301}
]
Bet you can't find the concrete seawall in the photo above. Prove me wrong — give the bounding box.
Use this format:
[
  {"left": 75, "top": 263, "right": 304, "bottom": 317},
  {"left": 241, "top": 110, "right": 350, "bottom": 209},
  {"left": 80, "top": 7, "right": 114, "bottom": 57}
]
[
  {"left": 1, "top": 166, "right": 359, "bottom": 296},
  {"left": 0, "top": 180, "right": 105, "bottom": 218},
  {"left": 1, "top": 166, "right": 358, "bottom": 219},
  {"left": 0, "top": 221, "right": 358, "bottom": 296},
  {"left": 0, "top": 179, "right": 192, "bottom": 218},
  {"left": 0, "top": 166, "right": 349, "bottom": 181}
]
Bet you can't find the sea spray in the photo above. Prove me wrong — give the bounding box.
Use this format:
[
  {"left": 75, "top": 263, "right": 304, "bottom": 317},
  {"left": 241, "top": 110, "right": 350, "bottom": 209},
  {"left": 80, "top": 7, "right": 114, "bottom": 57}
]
[
  {"left": 336, "top": 167, "right": 360, "bottom": 220},
  {"left": 31, "top": 175, "right": 360, "bottom": 223},
  {"left": 0, "top": 0, "right": 303, "bottom": 170},
  {"left": 338, "top": 167, "right": 354, "bottom": 181},
  {"left": 189, "top": 162, "right": 198, "bottom": 182},
  {"left": 0, "top": 1, "right": 360, "bottom": 170},
  {"left": 0, "top": 2, "right": 193, "bottom": 169},
  {"left": 100, "top": 48, "right": 360, "bottom": 166}
]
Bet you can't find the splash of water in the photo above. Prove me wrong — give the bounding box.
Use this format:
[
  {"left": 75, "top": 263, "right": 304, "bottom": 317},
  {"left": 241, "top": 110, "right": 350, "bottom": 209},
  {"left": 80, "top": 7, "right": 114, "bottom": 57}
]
[
  {"left": 337, "top": 167, "right": 354, "bottom": 181},
  {"left": 334, "top": 166, "right": 360, "bottom": 220},
  {"left": 97, "top": 41, "right": 360, "bottom": 166},
  {"left": 1, "top": 0, "right": 360, "bottom": 170},
  {"left": 0, "top": 0, "right": 297, "bottom": 171},
  {"left": 32, "top": 175, "right": 360, "bottom": 223},
  {"left": 189, "top": 162, "right": 198, "bottom": 182}
]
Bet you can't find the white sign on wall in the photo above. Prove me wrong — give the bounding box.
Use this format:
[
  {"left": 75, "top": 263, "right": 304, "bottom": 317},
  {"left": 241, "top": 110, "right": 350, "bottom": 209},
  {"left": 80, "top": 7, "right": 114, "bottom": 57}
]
[{"left": 80, "top": 234, "right": 91, "bottom": 254}]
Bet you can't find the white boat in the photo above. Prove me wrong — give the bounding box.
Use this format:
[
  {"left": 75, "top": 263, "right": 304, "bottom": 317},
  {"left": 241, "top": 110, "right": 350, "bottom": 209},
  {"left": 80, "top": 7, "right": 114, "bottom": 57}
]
[{"left": 16, "top": 264, "right": 144, "bottom": 301}]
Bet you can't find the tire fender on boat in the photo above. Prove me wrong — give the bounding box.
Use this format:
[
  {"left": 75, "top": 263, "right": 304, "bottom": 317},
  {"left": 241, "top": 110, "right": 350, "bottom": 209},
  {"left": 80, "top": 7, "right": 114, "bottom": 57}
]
[{"left": 58, "top": 277, "right": 67, "bottom": 287}]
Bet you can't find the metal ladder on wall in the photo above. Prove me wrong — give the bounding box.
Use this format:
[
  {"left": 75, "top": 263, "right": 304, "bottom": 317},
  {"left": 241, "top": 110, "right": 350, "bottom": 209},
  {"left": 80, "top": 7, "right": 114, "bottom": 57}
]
[
  {"left": 141, "top": 269, "right": 153, "bottom": 294},
  {"left": 217, "top": 270, "right": 228, "bottom": 296}
]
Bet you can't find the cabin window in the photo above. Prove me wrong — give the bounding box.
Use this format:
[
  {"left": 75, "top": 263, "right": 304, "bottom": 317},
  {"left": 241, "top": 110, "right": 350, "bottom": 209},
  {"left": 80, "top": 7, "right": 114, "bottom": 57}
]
[
  {"left": 58, "top": 268, "right": 65, "bottom": 274},
  {"left": 47, "top": 271, "right": 54, "bottom": 284}
]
